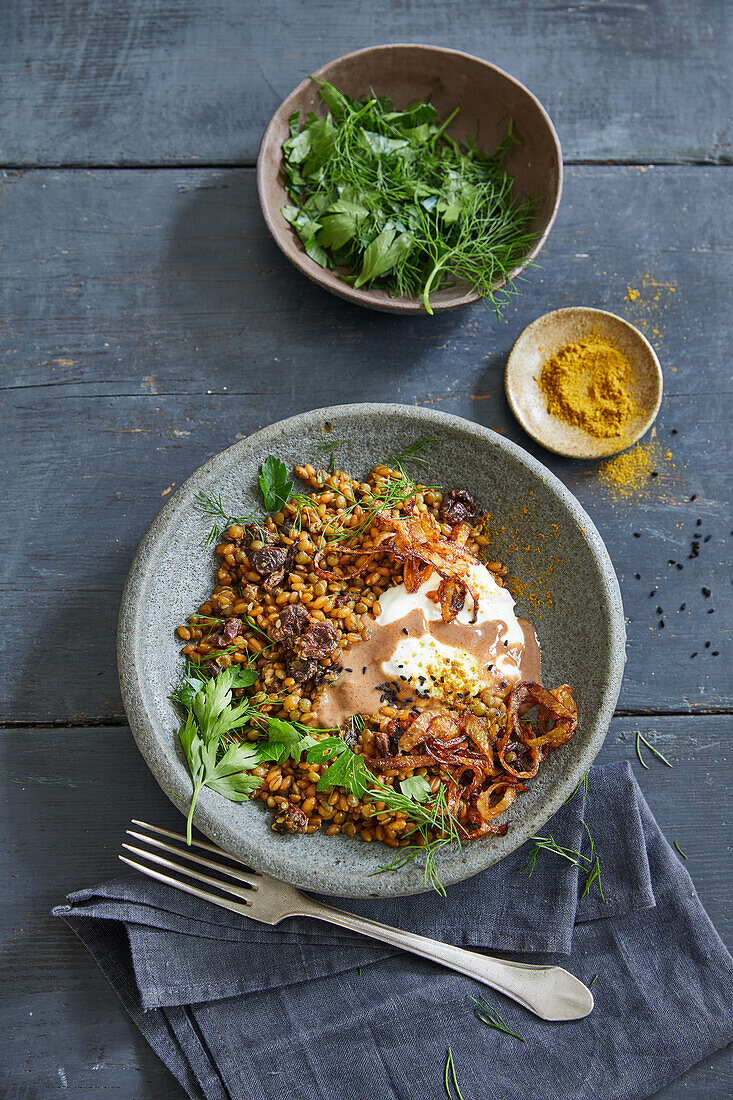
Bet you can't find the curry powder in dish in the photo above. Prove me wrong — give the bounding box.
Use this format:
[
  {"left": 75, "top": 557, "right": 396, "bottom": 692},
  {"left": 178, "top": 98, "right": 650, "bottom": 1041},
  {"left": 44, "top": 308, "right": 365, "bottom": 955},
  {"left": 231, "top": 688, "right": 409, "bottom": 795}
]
[{"left": 537, "top": 334, "right": 637, "bottom": 438}]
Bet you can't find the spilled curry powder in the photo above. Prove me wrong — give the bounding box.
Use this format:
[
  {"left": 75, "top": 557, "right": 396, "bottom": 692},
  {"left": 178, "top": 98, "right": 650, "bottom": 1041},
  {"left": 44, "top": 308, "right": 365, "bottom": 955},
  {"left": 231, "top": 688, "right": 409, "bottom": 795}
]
[
  {"left": 597, "top": 440, "right": 668, "bottom": 499},
  {"left": 537, "top": 334, "right": 637, "bottom": 438}
]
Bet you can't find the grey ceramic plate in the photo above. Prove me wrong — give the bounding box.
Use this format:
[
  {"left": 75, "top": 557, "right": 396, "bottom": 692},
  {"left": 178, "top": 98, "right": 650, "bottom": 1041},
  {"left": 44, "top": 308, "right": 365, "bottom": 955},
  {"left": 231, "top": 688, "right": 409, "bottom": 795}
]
[{"left": 118, "top": 404, "right": 625, "bottom": 897}]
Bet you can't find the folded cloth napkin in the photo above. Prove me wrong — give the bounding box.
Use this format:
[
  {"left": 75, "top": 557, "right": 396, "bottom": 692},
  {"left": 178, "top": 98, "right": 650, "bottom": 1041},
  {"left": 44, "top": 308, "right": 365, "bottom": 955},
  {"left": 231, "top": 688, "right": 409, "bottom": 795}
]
[{"left": 54, "top": 762, "right": 732, "bottom": 1100}]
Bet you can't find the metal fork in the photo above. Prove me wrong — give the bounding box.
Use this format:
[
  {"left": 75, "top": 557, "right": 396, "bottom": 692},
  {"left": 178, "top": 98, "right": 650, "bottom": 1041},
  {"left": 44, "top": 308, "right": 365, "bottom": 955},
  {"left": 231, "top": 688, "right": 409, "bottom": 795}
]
[{"left": 120, "top": 820, "right": 593, "bottom": 1021}]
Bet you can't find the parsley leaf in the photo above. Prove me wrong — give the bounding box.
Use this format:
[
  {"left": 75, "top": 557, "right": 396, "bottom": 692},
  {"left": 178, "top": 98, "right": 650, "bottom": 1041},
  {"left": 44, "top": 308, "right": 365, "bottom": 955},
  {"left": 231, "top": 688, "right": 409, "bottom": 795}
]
[
  {"left": 259, "top": 456, "right": 293, "bottom": 512},
  {"left": 172, "top": 666, "right": 315, "bottom": 842},
  {"left": 306, "top": 737, "right": 378, "bottom": 798},
  {"left": 399, "top": 774, "right": 432, "bottom": 802}
]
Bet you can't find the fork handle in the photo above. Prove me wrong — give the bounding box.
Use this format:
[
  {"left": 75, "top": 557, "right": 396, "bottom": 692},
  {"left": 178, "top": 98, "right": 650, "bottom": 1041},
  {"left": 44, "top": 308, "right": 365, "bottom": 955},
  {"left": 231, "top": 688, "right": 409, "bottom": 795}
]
[{"left": 298, "top": 899, "right": 593, "bottom": 1021}]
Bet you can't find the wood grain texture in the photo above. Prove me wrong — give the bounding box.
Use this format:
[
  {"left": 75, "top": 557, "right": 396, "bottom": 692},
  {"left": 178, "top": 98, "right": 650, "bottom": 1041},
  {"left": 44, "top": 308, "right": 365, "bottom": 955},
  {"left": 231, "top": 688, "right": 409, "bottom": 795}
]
[
  {"left": 0, "top": 718, "right": 730, "bottom": 1097},
  {"left": 1, "top": 0, "right": 731, "bottom": 167},
  {"left": 1, "top": 165, "right": 731, "bottom": 722}
]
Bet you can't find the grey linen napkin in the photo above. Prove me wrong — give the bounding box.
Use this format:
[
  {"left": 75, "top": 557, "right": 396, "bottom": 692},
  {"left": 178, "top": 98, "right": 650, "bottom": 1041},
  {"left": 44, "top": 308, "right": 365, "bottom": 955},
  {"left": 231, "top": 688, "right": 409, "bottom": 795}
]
[{"left": 53, "top": 762, "right": 732, "bottom": 1100}]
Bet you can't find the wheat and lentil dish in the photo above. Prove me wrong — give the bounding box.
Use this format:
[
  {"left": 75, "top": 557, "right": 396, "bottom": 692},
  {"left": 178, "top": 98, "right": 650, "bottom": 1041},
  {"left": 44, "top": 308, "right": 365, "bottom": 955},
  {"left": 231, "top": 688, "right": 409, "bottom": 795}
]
[{"left": 176, "top": 457, "right": 577, "bottom": 875}]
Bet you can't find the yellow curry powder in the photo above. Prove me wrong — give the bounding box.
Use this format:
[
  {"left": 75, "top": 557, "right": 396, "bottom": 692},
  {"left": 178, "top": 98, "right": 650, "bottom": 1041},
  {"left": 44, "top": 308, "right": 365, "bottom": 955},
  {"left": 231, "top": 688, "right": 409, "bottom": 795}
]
[
  {"left": 537, "top": 334, "right": 637, "bottom": 438},
  {"left": 597, "top": 440, "right": 666, "bottom": 499}
]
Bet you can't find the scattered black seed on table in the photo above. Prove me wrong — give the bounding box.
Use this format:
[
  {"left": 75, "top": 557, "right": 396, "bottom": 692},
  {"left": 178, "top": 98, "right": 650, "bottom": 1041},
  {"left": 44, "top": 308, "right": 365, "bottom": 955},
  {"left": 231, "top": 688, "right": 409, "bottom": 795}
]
[
  {"left": 702, "top": 587, "right": 711, "bottom": 597},
  {"left": 634, "top": 532, "right": 641, "bottom": 538},
  {"left": 658, "top": 620, "right": 665, "bottom": 628},
  {"left": 690, "top": 653, "right": 697, "bottom": 659},
  {"left": 656, "top": 606, "right": 663, "bottom": 614},
  {"left": 680, "top": 603, "right": 686, "bottom": 611},
  {"left": 670, "top": 428, "right": 678, "bottom": 435},
  {"left": 651, "top": 471, "right": 658, "bottom": 478},
  {"left": 712, "top": 651, "right": 720, "bottom": 656},
  {"left": 635, "top": 573, "right": 641, "bottom": 579},
  {"left": 704, "top": 534, "right": 712, "bottom": 542},
  {"left": 676, "top": 563, "right": 683, "bottom": 570},
  {"left": 649, "top": 588, "right": 657, "bottom": 597},
  {"left": 690, "top": 494, "right": 697, "bottom": 501},
  {"left": 705, "top": 641, "right": 711, "bottom": 648},
  {"left": 707, "top": 608, "right": 715, "bottom": 614}
]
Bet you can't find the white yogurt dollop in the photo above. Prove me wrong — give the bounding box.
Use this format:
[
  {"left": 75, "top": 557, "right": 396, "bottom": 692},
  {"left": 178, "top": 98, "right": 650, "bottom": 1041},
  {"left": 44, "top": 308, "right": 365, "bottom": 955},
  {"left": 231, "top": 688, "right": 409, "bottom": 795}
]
[{"left": 375, "top": 561, "right": 525, "bottom": 692}]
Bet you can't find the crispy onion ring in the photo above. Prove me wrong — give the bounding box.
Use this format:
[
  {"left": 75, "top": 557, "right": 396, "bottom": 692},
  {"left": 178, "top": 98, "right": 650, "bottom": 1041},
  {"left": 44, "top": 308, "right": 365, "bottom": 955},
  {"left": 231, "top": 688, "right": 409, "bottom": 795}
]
[
  {"left": 497, "top": 681, "right": 577, "bottom": 778},
  {"left": 476, "top": 778, "right": 525, "bottom": 822}
]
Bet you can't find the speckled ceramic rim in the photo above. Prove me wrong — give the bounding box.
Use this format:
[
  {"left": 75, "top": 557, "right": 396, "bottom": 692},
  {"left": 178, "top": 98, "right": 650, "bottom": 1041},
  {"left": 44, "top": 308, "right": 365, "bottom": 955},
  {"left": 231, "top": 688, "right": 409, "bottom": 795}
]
[
  {"left": 257, "top": 43, "right": 563, "bottom": 314},
  {"left": 505, "top": 307, "right": 664, "bottom": 459},
  {"left": 118, "top": 404, "right": 625, "bottom": 897}
]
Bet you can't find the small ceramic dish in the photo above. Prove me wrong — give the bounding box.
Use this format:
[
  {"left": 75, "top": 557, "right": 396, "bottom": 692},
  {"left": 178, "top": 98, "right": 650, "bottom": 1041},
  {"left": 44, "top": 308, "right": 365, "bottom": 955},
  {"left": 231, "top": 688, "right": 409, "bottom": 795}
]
[
  {"left": 257, "top": 44, "right": 562, "bottom": 314},
  {"left": 117, "top": 404, "right": 625, "bottom": 897},
  {"left": 505, "top": 307, "right": 663, "bottom": 459}
]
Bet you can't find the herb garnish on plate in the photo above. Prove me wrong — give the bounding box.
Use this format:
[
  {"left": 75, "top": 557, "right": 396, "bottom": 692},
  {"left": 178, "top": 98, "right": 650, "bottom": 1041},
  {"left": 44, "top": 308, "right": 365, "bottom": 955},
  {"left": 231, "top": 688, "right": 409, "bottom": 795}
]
[{"left": 281, "top": 81, "right": 536, "bottom": 314}]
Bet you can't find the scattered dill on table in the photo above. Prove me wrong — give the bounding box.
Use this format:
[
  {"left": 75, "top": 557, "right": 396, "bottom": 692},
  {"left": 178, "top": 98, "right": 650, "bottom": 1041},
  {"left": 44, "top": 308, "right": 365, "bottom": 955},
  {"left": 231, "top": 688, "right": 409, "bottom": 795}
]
[
  {"left": 635, "top": 731, "right": 673, "bottom": 769},
  {"left": 470, "top": 995, "right": 526, "bottom": 1041},
  {"left": 444, "top": 1048, "right": 467, "bottom": 1100}
]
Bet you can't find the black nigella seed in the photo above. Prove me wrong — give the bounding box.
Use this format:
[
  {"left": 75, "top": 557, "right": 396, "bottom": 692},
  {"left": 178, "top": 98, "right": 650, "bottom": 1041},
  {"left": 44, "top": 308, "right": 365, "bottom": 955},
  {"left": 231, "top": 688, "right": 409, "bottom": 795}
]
[
  {"left": 402, "top": 628, "right": 409, "bottom": 635},
  {"left": 707, "top": 608, "right": 715, "bottom": 614},
  {"left": 696, "top": 518, "right": 702, "bottom": 527},
  {"left": 656, "top": 606, "right": 663, "bottom": 614},
  {"left": 690, "top": 494, "right": 697, "bottom": 501},
  {"left": 712, "top": 651, "right": 720, "bottom": 656},
  {"left": 634, "top": 532, "right": 641, "bottom": 538},
  {"left": 702, "top": 587, "right": 711, "bottom": 598},
  {"left": 704, "top": 534, "right": 712, "bottom": 543},
  {"left": 676, "top": 563, "right": 683, "bottom": 570},
  {"left": 362, "top": 667, "right": 366, "bottom": 674},
  {"left": 635, "top": 573, "right": 641, "bottom": 580},
  {"left": 659, "top": 620, "right": 665, "bottom": 628},
  {"left": 670, "top": 428, "right": 678, "bottom": 435},
  {"left": 649, "top": 588, "right": 657, "bottom": 597},
  {"left": 680, "top": 603, "right": 686, "bottom": 611},
  {"left": 651, "top": 471, "right": 658, "bottom": 478},
  {"left": 705, "top": 641, "right": 711, "bottom": 648},
  {"left": 668, "top": 560, "right": 675, "bottom": 566},
  {"left": 690, "top": 653, "right": 697, "bottom": 659}
]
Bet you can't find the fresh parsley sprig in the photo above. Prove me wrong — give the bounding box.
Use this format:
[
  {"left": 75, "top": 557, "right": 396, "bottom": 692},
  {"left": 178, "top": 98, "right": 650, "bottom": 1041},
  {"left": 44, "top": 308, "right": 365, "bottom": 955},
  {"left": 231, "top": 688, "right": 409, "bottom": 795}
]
[
  {"left": 259, "top": 456, "right": 293, "bottom": 512},
  {"left": 172, "top": 665, "right": 317, "bottom": 843}
]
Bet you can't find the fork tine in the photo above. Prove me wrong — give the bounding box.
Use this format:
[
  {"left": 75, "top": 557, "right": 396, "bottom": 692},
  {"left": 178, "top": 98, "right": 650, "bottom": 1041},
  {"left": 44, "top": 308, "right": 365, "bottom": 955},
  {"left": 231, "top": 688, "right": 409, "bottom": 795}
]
[
  {"left": 121, "top": 843, "right": 255, "bottom": 905},
  {"left": 119, "top": 855, "right": 252, "bottom": 918},
  {"left": 130, "top": 819, "right": 254, "bottom": 865},
  {"left": 125, "top": 829, "right": 260, "bottom": 888}
]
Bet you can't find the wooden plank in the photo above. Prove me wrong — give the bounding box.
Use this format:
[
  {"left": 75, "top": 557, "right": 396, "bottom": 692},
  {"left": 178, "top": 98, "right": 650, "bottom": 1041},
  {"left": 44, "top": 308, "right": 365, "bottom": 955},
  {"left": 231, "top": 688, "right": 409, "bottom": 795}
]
[
  {"left": 1, "top": 165, "right": 730, "bottom": 721},
  {"left": 1, "top": 0, "right": 731, "bottom": 167},
  {"left": 0, "top": 718, "right": 729, "bottom": 1095}
]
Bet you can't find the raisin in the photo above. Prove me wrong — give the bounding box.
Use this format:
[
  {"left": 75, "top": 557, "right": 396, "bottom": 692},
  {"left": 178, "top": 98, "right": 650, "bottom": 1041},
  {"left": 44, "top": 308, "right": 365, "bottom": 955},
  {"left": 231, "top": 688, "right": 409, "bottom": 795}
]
[
  {"left": 439, "top": 489, "right": 478, "bottom": 526},
  {"left": 249, "top": 546, "right": 287, "bottom": 574},
  {"left": 271, "top": 603, "right": 311, "bottom": 644},
  {"left": 208, "top": 616, "right": 243, "bottom": 647},
  {"left": 294, "top": 621, "right": 339, "bottom": 659},
  {"left": 272, "top": 802, "right": 308, "bottom": 834},
  {"left": 288, "top": 656, "right": 319, "bottom": 683}
]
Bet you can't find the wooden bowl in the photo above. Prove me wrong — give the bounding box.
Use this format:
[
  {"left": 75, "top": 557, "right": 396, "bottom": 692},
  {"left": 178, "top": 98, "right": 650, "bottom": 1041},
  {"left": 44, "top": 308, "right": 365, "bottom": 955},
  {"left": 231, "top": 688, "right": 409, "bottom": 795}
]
[
  {"left": 505, "top": 308, "right": 663, "bottom": 459},
  {"left": 257, "top": 44, "right": 562, "bottom": 314}
]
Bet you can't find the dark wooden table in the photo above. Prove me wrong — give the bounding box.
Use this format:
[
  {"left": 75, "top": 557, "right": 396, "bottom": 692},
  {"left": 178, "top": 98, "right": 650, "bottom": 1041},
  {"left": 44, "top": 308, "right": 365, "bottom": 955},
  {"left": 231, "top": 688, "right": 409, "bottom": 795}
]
[{"left": 1, "top": 2, "right": 731, "bottom": 1095}]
